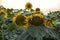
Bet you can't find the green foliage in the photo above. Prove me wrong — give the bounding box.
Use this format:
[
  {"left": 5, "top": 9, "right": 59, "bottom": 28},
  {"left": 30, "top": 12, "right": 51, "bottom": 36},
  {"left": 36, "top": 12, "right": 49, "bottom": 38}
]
[{"left": 0, "top": 6, "right": 60, "bottom": 40}]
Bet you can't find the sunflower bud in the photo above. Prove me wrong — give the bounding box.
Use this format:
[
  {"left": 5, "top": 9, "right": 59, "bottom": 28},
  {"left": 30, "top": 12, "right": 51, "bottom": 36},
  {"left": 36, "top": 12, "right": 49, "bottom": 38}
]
[{"left": 25, "top": 2, "right": 32, "bottom": 10}]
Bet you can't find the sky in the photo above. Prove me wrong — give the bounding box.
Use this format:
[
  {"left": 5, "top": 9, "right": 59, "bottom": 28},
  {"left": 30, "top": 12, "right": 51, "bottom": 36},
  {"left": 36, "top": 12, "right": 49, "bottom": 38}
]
[{"left": 0, "top": 0, "right": 60, "bottom": 15}]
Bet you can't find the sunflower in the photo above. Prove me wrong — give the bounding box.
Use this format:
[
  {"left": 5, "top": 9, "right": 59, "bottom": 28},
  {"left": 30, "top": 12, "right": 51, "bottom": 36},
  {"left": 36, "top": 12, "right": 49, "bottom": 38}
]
[
  {"left": 35, "top": 8, "right": 40, "bottom": 12},
  {"left": 13, "top": 12, "right": 29, "bottom": 28},
  {"left": 0, "top": 10, "right": 5, "bottom": 14},
  {"left": 0, "top": 10, "right": 7, "bottom": 18},
  {"left": 46, "top": 21, "right": 54, "bottom": 27},
  {"left": 25, "top": 2, "right": 33, "bottom": 10},
  {"left": 28, "top": 13, "right": 44, "bottom": 26}
]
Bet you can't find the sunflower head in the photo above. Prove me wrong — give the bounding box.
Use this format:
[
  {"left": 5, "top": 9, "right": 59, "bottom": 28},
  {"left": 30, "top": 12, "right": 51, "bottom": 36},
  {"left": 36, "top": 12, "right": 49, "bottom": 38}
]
[
  {"left": 28, "top": 14, "right": 44, "bottom": 26},
  {"left": 13, "top": 12, "right": 29, "bottom": 28},
  {"left": 25, "top": 2, "right": 32, "bottom": 10},
  {"left": 0, "top": 10, "right": 7, "bottom": 18},
  {"left": 46, "top": 21, "right": 54, "bottom": 27},
  {"left": 43, "top": 19, "right": 54, "bottom": 27},
  {"left": 0, "top": 10, "right": 5, "bottom": 15},
  {"left": 35, "top": 8, "right": 40, "bottom": 12}
]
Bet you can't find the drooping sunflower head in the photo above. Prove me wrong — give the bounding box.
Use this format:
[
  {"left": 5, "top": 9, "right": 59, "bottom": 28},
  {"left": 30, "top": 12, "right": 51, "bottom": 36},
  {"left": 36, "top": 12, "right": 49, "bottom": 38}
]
[
  {"left": 35, "top": 8, "right": 40, "bottom": 12},
  {"left": 28, "top": 13, "right": 44, "bottom": 26},
  {"left": 47, "top": 21, "right": 54, "bottom": 27},
  {"left": 13, "top": 12, "right": 29, "bottom": 28},
  {"left": 0, "top": 10, "right": 5, "bottom": 15},
  {"left": 0, "top": 10, "right": 7, "bottom": 18},
  {"left": 25, "top": 2, "right": 33, "bottom": 10},
  {"left": 43, "top": 20, "right": 54, "bottom": 27}
]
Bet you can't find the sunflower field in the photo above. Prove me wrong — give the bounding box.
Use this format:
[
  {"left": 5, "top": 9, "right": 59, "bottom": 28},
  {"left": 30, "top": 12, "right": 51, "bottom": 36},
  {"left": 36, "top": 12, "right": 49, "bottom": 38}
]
[{"left": 0, "top": 2, "right": 60, "bottom": 40}]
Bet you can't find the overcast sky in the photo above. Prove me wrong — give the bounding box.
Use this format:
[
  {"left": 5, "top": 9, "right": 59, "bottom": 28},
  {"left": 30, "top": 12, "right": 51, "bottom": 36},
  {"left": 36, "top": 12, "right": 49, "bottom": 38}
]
[{"left": 0, "top": 0, "right": 60, "bottom": 15}]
